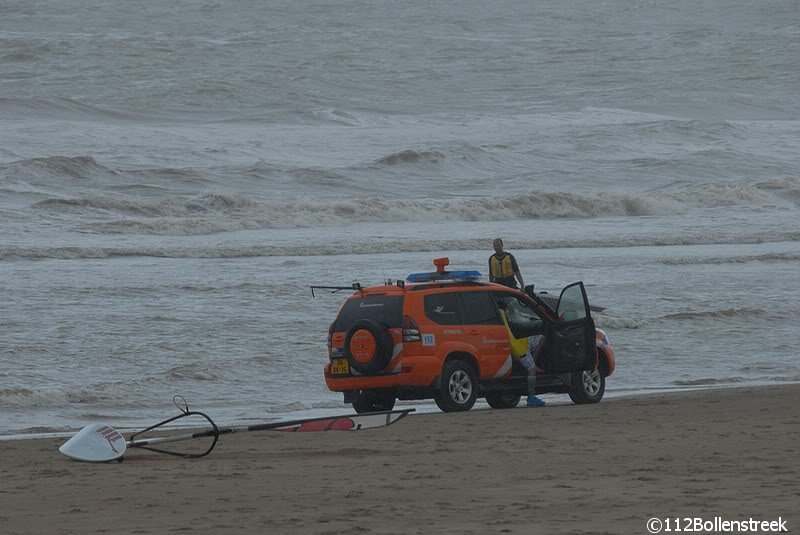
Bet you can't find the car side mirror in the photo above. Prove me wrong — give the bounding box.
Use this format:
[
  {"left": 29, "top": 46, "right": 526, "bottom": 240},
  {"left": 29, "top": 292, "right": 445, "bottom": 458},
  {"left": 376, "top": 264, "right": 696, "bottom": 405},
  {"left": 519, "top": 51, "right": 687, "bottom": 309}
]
[{"left": 523, "top": 284, "right": 536, "bottom": 298}]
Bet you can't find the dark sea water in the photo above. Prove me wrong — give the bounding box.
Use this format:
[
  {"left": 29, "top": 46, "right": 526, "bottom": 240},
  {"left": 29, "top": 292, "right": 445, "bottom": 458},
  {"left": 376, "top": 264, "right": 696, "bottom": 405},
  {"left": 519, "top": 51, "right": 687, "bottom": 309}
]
[{"left": 1, "top": 0, "right": 799, "bottom": 435}]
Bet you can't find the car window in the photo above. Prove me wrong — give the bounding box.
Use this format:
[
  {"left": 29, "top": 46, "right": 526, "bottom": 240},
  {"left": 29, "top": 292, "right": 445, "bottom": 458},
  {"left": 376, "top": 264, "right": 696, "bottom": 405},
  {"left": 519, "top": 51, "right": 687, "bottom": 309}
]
[
  {"left": 494, "top": 294, "right": 544, "bottom": 336},
  {"left": 460, "top": 292, "right": 501, "bottom": 325},
  {"left": 558, "top": 284, "right": 587, "bottom": 321},
  {"left": 424, "top": 293, "right": 463, "bottom": 325},
  {"left": 335, "top": 295, "right": 404, "bottom": 331}
]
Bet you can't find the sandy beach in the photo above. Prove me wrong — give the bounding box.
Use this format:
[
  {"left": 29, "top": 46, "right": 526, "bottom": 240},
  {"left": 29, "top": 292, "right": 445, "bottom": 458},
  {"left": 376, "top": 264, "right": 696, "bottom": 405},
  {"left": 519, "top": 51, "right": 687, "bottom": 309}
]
[{"left": 2, "top": 385, "right": 798, "bottom": 535}]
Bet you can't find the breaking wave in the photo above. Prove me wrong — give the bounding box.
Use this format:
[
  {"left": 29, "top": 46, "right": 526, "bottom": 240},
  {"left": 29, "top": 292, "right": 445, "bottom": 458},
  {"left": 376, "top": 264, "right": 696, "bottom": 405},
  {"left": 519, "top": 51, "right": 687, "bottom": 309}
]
[
  {"left": 0, "top": 367, "right": 220, "bottom": 407},
  {"left": 1, "top": 155, "right": 118, "bottom": 181},
  {"left": 668, "top": 376, "right": 800, "bottom": 386},
  {"left": 0, "top": 388, "right": 70, "bottom": 408},
  {"left": 166, "top": 364, "right": 219, "bottom": 381},
  {"left": 34, "top": 192, "right": 256, "bottom": 217},
  {"left": 23, "top": 176, "right": 800, "bottom": 236},
  {"left": 5, "top": 426, "right": 74, "bottom": 436},
  {"left": 0, "top": 385, "right": 132, "bottom": 408},
  {"left": 672, "top": 377, "right": 747, "bottom": 386},
  {"left": 658, "top": 252, "right": 800, "bottom": 265},
  {"left": 4, "top": 233, "right": 800, "bottom": 260},
  {"left": 373, "top": 149, "right": 447, "bottom": 166},
  {"left": 594, "top": 314, "right": 644, "bottom": 329},
  {"left": 265, "top": 400, "right": 348, "bottom": 413},
  {"left": 661, "top": 308, "right": 766, "bottom": 320}
]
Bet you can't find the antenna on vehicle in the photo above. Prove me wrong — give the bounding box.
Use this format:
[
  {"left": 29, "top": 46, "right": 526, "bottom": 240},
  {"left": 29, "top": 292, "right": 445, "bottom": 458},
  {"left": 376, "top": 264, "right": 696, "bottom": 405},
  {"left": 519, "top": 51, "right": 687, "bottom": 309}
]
[{"left": 377, "top": 250, "right": 388, "bottom": 284}]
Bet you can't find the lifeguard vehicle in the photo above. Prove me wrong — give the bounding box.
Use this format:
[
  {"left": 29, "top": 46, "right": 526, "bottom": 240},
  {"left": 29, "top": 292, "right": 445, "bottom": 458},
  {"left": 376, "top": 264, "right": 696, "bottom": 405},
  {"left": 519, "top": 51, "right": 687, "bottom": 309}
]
[{"left": 320, "top": 258, "right": 615, "bottom": 413}]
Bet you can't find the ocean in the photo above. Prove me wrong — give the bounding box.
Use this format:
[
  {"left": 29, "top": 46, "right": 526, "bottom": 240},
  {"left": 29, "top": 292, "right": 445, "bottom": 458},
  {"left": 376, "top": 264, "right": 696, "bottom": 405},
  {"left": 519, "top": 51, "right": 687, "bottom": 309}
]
[{"left": 2, "top": 0, "right": 799, "bottom": 436}]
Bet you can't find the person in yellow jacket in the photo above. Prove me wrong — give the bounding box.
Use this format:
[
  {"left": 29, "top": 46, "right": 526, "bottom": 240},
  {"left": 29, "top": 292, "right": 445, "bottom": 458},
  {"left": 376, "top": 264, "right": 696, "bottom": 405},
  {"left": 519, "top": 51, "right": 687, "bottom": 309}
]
[
  {"left": 499, "top": 306, "right": 547, "bottom": 407},
  {"left": 489, "top": 238, "right": 525, "bottom": 289}
]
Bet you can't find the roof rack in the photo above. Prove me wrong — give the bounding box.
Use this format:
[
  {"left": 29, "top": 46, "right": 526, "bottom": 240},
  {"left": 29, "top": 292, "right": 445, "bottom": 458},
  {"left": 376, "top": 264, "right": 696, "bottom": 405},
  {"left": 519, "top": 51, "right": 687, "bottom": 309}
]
[{"left": 310, "top": 283, "right": 362, "bottom": 298}]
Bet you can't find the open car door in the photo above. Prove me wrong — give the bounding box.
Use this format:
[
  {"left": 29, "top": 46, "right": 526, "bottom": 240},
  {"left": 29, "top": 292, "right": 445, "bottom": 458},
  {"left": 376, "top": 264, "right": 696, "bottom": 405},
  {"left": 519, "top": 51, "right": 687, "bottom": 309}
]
[{"left": 539, "top": 282, "right": 597, "bottom": 373}]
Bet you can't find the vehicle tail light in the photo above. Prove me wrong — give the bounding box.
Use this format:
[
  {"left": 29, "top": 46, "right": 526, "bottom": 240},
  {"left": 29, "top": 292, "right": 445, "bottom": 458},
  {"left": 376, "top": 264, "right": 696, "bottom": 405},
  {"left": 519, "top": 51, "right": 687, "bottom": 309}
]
[
  {"left": 402, "top": 315, "right": 421, "bottom": 342},
  {"left": 327, "top": 322, "right": 335, "bottom": 347}
]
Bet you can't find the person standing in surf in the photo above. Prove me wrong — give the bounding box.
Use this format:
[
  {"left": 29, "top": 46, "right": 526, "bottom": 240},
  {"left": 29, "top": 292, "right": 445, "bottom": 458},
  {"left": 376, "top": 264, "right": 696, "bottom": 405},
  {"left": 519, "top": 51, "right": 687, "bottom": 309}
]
[{"left": 489, "top": 238, "right": 525, "bottom": 289}]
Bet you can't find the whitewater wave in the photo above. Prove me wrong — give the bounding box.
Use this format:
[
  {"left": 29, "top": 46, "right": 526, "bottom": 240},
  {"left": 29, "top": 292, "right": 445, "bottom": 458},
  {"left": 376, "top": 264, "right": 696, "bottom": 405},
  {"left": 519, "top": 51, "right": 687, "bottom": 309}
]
[
  {"left": 35, "top": 192, "right": 257, "bottom": 217},
  {"left": 265, "top": 400, "right": 346, "bottom": 413},
  {"left": 669, "top": 375, "right": 800, "bottom": 386},
  {"left": 1, "top": 155, "right": 118, "bottom": 181},
  {"left": 756, "top": 176, "right": 800, "bottom": 203},
  {"left": 6, "top": 426, "right": 74, "bottom": 436},
  {"left": 265, "top": 402, "right": 307, "bottom": 413},
  {"left": 672, "top": 377, "right": 747, "bottom": 386},
  {"left": 0, "top": 388, "right": 70, "bottom": 408},
  {"left": 166, "top": 364, "right": 219, "bottom": 382},
  {"left": 23, "top": 177, "right": 800, "bottom": 236},
  {"left": 240, "top": 161, "right": 352, "bottom": 188},
  {"left": 0, "top": 384, "right": 133, "bottom": 408},
  {"left": 373, "top": 149, "right": 447, "bottom": 166},
  {"left": 308, "top": 107, "right": 395, "bottom": 127},
  {"left": 594, "top": 314, "right": 644, "bottom": 329},
  {"left": 0, "top": 369, "right": 211, "bottom": 407},
  {"left": 661, "top": 308, "right": 766, "bottom": 321},
  {"left": 127, "top": 166, "right": 215, "bottom": 184},
  {"left": 4, "top": 233, "right": 800, "bottom": 260},
  {"left": 658, "top": 252, "right": 800, "bottom": 265},
  {"left": 364, "top": 143, "right": 525, "bottom": 174}
]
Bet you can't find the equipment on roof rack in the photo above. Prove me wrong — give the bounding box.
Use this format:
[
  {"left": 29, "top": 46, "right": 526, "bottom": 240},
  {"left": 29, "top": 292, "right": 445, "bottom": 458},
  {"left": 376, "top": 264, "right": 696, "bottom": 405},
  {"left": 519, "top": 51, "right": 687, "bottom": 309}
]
[
  {"left": 406, "top": 257, "right": 482, "bottom": 284},
  {"left": 310, "top": 283, "right": 362, "bottom": 298}
]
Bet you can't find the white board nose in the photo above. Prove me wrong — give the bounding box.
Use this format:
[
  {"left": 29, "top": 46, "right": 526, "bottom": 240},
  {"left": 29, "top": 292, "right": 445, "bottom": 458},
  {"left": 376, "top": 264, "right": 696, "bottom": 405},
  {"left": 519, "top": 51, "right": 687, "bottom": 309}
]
[{"left": 59, "top": 423, "right": 127, "bottom": 462}]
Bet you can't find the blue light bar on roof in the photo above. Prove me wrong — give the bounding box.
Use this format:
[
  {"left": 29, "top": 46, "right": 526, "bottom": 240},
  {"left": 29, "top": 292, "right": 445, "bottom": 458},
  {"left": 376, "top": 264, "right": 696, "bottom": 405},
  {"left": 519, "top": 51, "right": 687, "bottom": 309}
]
[{"left": 406, "top": 270, "right": 482, "bottom": 283}]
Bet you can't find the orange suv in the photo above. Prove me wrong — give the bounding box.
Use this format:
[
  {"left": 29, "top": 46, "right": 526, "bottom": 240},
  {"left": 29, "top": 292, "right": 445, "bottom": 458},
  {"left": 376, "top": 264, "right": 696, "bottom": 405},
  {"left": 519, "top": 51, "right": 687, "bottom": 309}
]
[{"left": 320, "top": 259, "right": 616, "bottom": 413}]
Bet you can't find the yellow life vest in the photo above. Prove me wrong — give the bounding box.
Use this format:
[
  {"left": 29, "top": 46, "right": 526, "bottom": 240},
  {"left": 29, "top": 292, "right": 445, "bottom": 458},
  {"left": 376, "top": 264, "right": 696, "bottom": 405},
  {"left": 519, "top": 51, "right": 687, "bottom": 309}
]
[
  {"left": 499, "top": 310, "right": 529, "bottom": 358},
  {"left": 490, "top": 254, "right": 515, "bottom": 279}
]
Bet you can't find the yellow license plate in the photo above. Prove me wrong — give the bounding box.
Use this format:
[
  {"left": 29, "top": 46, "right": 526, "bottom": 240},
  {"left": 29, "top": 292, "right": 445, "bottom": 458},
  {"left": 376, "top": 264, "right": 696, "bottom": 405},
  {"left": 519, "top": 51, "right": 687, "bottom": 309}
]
[{"left": 331, "top": 358, "right": 350, "bottom": 375}]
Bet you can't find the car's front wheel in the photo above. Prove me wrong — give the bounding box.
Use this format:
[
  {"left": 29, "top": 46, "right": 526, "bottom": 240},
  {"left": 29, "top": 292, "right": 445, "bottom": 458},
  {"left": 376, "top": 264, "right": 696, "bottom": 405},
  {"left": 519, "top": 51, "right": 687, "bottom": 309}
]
[
  {"left": 485, "top": 392, "right": 521, "bottom": 409},
  {"left": 568, "top": 367, "right": 605, "bottom": 404},
  {"left": 434, "top": 360, "right": 478, "bottom": 412},
  {"left": 352, "top": 390, "right": 396, "bottom": 414}
]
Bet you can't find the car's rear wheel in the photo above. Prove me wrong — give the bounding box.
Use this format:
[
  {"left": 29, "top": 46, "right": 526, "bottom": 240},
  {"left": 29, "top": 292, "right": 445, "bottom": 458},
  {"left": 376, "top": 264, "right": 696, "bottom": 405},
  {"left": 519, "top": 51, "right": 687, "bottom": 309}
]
[
  {"left": 434, "top": 360, "right": 478, "bottom": 412},
  {"left": 485, "top": 392, "right": 522, "bottom": 409},
  {"left": 568, "top": 366, "right": 605, "bottom": 404},
  {"left": 352, "top": 390, "right": 396, "bottom": 414}
]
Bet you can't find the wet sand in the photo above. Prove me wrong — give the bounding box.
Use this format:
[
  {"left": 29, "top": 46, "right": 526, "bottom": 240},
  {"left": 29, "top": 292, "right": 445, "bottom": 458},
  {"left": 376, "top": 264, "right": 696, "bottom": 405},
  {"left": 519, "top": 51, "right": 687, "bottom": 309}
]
[{"left": 1, "top": 385, "right": 798, "bottom": 534}]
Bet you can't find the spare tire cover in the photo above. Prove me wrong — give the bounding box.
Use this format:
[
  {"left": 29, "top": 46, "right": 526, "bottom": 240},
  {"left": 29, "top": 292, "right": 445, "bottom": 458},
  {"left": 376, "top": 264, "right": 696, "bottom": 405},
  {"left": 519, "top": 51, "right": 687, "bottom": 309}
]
[{"left": 344, "top": 319, "right": 393, "bottom": 375}]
